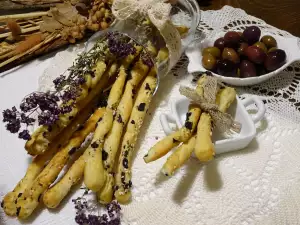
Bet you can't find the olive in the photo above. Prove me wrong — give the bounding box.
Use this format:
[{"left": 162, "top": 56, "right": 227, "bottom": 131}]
[
  {"left": 222, "top": 47, "right": 240, "bottom": 63},
  {"left": 245, "top": 46, "right": 266, "bottom": 64},
  {"left": 261, "top": 35, "right": 277, "bottom": 49},
  {"left": 256, "top": 64, "right": 267, "bottom": 76},
  {"left": 202, "top": 47, "right": 221, "bottom": 58},
  {"left": 240, "top": 60, "right": 257, "bottom": 78},
  {"left": 253, "top": 41, "right": 267, "bottom": 53},
  {"left": 238, "top": 42, "right": 249, "bottom": 56},
  {"left": 243, "top": 26, "right": 261, "bottom": 45},
  {"left": 214, "top": 37, "right": 225, "bottom": 51},
  {"left": 202, "top": 53, "right": 217, "bottom": 70},
  {"left": 224, "top": 31, "right": 241, "bottom": 48},
  {"left": 216, "top": 59, "right": 237, "bottom": 77},
  {"left": 268, "top": 47, "right": 278, "bottom": 53},
  {"left": 264, "top": 49, "right": 286, "bottom": 71}
]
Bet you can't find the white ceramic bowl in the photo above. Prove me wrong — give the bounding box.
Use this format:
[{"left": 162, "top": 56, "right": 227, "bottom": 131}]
[
  {"left": 160, "top": 96, "right": 266, "bottom": 155},
  {"left": 186, "top": 32, "right": 300, "bottom": 86}
]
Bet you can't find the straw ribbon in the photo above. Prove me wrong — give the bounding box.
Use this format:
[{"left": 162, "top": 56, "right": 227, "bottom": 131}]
[
  {"left": 179, "top": 76, "right": 241, "bottom": 134},
  {"left": 112, "top": 0, "right": 182, "bottom": 70}
]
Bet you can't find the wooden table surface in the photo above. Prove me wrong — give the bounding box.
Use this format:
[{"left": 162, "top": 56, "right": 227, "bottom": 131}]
[{"left": 198, "top": 0, "right": 300, "bottom": 37}]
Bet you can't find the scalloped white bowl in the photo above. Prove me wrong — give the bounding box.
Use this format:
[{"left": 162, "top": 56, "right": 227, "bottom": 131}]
[{"left": 186, "top": 32, "right": 300, "bottom": 86}]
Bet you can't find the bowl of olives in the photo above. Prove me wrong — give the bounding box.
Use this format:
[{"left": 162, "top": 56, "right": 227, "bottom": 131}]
[{"left": 186, "top": 26, "right": 300, "bottom": 86}]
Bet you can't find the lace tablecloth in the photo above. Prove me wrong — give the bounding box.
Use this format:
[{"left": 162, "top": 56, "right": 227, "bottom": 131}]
[{"left": 1, "top": 5, "right": 300, "bottom": 225}]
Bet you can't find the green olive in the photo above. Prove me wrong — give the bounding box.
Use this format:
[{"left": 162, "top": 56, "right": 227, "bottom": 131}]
[
  {"left": 253, "top": 41, "right": 268, "bottom": 53},
  {"left": 222, "top": 47, "right": 240, "bottom": 64},
  {"left": 202, "top": 53, "right": 217, "bottom": 70},
  {"left": 268, "top": 47, "right": 278, "bottom": 53},
  {"left": 260, "top": 35, "right": 277, "bottom": 49},
  {"left": 202, "top": 47, "right": 221, "bottom": 58}
]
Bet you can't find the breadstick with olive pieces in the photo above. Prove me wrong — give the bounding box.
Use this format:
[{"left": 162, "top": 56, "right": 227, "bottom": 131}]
[
  {"left": 143, "top": 75, "right": 208, "bottom": 163},
  {"left": 16, "top": 108, "right": 105, "bottom": 219},
  {"left": 115, "top": 75, "right": 157, "bottom": 203},
  {"left": 83, "top": 47, "right": 143, "bottom": 192},
  {"left": 103, "top": 59, "right": 150, "bottom": 171},
  {"left": 1, "top": 98, "right": 99, "bottom": 216},
  {"left": 97, "top": 172, "right": 115, "bottom": 204},
  {"left": 161, "top": 135, "right": 196, "bottom": 176},
  {"left": 43, "top": 50, "right": 143, "bottom": 207},
  {"left": 98, "top": 58, "right": 152, "bottom": 204},
  {"left": 143, "top": 105, "right": 200, "bottom": 163},
  {"left": 25, "top": 60, "right": 109, "bottom": 156},
  {"left": 194, "top": 86, "right": 236, "bottom": 162}
]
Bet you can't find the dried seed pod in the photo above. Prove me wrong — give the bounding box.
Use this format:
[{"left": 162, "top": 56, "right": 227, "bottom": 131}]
[
  {"left": 100, "top": 22, "right": 108, "bottom": 29},
  {"left": 91, "top": 15, "right": 98, "bottom": 23},
  {"left": 91, "top": 23, "right": 100, "bottom": 31},
  {"left": 96, "top": 11, "right": 104, "bottom": 19}
]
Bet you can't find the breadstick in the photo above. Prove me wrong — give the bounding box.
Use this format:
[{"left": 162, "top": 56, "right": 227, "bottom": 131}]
[
  {"left": 115, "top": 75, "right": 157, "bottom": 203},
  {"left": 16, "top": 108, "right": 105, "bottom": 219},
  {"left": 143, "top": 105, "right": 200, "bottom": 163},
  {"left": 43, "top": 49, "right": 143, "bottom": 208},
  {"left": 2, "top": 97, "right": 99, "bottom": 216},
  {"left": 103, "top": 59, "right": 150, "bottom": 171},
  {"left": 83, "top": 47, "right": 143, "bottom": 191},
  {"left": 42, "top": 155, "right": 85, "bottom": 208},
  {"left": 25, "top": 60, "right": 109, "bottom": 156},
  {"left": 194, "top": 86, "right": 236, "bottom": 162},
  {"left": 97, "top": 172, "right": 114, "bottom": 204},
  {"left": 161, "top": 135, "right": 196, "bottom": 176},
  {"left": 159, "top": 76, "right": 207, "bottom": 175},
  {"left": 98, "top": 58, "right": 151, "bottom": 204}
]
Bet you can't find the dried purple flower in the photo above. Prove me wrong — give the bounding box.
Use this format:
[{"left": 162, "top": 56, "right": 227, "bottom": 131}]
[
  {"left": 107, "top": 32, "right": 136, "bottom": 59},
  {"left": 18, "top": 130, "right": 31, "bottom": 140},
  {"left": 2, "top": 108, "right": 17, "bottom": 122},
  {"left": 6, "top": 119, "right": 21, "bottom": 133}
]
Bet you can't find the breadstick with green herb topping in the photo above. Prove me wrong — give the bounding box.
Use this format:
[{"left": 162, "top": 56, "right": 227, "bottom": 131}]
[
  {"left": 2, "top": 97, "right": 100, "bottom": 216},
  {"left": 115, "top": 75, "right": 157, "bottom": 203},
  {"left": 16, "top": 107, "right": 106, "bottom": 219}
]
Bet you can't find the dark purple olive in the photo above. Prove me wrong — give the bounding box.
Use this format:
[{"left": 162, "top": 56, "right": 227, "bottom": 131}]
[
  {"left": 238, "top": 43, "right": 249, "bottom": 56},
  {"left": 256, "top": 64, "right": 267, "bottom": 76},
  {"left": 245, "top": 46, "right": 266, "bottom": 64},
  {"left": 264, "top": 49, "right": 287, "bottom": 71},
  {"left": 224, "top": 31, "right": 241, "bottom": 48},
  {"left": 216, "top": 59, "right": 237, "bottom": 77},
  {"left": 243, "top": 26, "right": 261, "bottom": 45},
  {"left": 240, "top": 60, "right": 257, "bottom": 78},
  {"left": 214, "top": 37, "right": 225, "bottom": 51},
  {"left": 222, "top": 47, "right": 240, "bottom": 63}
]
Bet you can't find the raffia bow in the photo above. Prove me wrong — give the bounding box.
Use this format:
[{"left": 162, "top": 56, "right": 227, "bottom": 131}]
[
  {"left": 112, "top": 0, "right": 182, "bottom": 70},
  {"left": 179, "top": 76, "right": 241, "bottom": 134}
]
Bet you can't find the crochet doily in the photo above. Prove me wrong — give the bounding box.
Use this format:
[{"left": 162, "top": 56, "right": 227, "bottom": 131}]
[{"left": 1, "top": 5, "right": 300, "bottom": 225}]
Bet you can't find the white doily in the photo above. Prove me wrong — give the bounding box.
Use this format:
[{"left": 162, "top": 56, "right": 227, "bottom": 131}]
[{"left": 1, "top": 5, "right": 300, "bottom": 225}]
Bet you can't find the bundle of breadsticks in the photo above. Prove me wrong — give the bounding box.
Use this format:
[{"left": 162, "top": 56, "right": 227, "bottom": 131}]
[{"left": 144, "top": 74, "right": 238, "bottom": 176}]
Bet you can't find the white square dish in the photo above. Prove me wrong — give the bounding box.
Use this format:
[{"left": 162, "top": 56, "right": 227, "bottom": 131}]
[{"left": 160, "top": 96, "right": 266, "bottom": 154}]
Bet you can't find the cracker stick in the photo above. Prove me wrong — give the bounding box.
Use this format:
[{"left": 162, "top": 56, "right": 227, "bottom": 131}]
[
  {"left": 143, "top": 105, "right": 200, "bottom": 163},
  {"left": 97, "top": 172, "right": 114, "bottom": 204},
  {"left": 16, "top": 108, "right": 105, "bottom": 219},
  {"left": 43, "top": 49, "right": 143, "bottom": 207},
  {"left": 83, "top": 47, "right": 142, "bottom": 191},
  {"left": 115, "top": 75, "right": 157, "bottom": 203},
  {"left": 194, "top": 86, "right": 236, "bottom": 162},
  {"left": 25, "top": 60, "right": 109, "bottom": 156},
  {"left": 161, "top": 135, "right": 196, "bottom": 176},
  {"left": 2, "top": 98, "right": 99, "bottom": 216}
]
